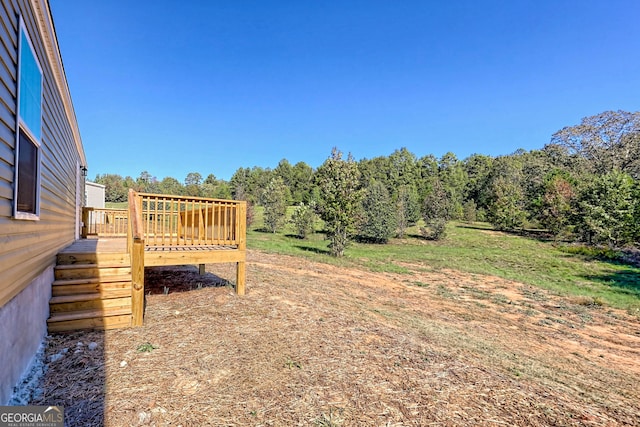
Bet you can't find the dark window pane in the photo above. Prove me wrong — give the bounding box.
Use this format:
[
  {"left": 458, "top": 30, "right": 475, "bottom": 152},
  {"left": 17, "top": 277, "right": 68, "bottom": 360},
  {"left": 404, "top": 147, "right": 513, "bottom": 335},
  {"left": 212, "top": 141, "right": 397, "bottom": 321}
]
[{"left": 17, "top": 129, "right": 37, "bottom": 214}]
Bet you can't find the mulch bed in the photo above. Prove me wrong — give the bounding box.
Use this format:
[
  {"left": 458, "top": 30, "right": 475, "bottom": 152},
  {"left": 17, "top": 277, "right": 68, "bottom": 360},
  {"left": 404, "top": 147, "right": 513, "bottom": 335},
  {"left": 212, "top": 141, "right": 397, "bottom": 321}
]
[{"left": 29, "top": 250, "right": 640, "bottom": 426}]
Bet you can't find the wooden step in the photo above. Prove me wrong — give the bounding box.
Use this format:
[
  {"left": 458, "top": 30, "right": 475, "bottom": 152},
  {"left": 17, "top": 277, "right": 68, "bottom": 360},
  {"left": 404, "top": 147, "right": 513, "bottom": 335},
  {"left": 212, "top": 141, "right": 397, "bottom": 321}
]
[
  {"left": 54, "top": 264, "right": 131, "bottom": 280},
  {"left": 48, "top": 306, "right": 131, "bottom": 323},
  {"left": 47, "top": 310, "right": 132, "bottom": 332},
  {"left": 57, "top": 251, "right": 130, "bottom": 266},
  {"left": 50, "top": 295, "right": 132, "bottom": 314},
  {"left": 50, "top": 293, "right": 103, "bottom": 304},
  {"left": 52, "top": 280, "right": 131, "bottom": 297},
  {"left": 53, "top": 274, "right": 132, "bottom": 286}
]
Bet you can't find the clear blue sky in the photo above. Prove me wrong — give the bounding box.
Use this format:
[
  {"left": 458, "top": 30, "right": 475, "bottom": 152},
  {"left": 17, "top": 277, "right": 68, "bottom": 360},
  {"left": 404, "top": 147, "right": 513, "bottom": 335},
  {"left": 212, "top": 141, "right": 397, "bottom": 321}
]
[{"left": 50, "top": 1, "right": 640, "bottom": 182}]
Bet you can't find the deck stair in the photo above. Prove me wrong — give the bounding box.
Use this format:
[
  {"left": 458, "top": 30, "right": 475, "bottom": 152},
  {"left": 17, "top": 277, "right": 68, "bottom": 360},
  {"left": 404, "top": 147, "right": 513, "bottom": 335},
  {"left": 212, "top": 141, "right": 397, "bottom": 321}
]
[{"left": 48, "top": 250, "right": 133, "bottom": 332}]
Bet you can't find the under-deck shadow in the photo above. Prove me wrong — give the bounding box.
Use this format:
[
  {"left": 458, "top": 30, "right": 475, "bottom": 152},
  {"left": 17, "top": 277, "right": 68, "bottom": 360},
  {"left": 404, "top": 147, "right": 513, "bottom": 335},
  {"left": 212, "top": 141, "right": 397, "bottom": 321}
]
[{"left": 144, "top": 265, "right": 233, "bottom": 295}]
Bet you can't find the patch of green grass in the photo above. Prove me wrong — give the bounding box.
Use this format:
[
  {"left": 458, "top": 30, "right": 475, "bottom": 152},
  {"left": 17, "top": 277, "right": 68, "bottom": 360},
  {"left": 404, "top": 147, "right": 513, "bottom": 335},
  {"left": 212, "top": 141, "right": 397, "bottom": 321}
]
[
  {"left": 105, "top": 201, "right": 128, "bottom": 209},
  {"left": 314, "top": 408, "right": 344, "bottom": 427},
  {"left": 247, "top": 208, "right": 640, "bottom": 311},
  {"left": 284, "top": 357, "right": 302, "bottom": 369},
  {"left": 137, "top": 342, "right": 158, "bottom": 352}
]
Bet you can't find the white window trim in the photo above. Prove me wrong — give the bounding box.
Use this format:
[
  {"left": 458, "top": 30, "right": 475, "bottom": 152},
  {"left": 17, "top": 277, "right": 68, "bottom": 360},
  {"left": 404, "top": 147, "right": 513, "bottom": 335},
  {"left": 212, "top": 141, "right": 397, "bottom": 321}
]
[{"left": 13, "top": 16, "right": 43, "bottom": 221}]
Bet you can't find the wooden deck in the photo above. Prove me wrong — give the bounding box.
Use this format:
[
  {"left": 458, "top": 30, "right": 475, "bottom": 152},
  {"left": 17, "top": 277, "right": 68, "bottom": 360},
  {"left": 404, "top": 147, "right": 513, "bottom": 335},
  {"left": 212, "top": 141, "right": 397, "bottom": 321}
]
[
  {"left": 58, "top": 237, "right": 127, "bottom": 254},
  {"left": 60, "top": 237, "right": 243, "bottom": 261},
  {"left": 49, "top": 191, "right": 247, "bottom": 332}
]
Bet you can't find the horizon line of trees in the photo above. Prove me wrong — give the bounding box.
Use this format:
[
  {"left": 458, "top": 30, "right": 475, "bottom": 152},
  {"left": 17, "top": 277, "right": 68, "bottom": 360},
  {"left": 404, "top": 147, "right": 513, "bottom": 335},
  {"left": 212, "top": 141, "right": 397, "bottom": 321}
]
[{"left": 94, "top": 110, "right": 640, "bottom": 256}]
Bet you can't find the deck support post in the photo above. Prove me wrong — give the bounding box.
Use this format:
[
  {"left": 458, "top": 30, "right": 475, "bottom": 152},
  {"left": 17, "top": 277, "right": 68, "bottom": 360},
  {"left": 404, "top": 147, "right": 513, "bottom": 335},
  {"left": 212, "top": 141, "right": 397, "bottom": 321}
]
[
  {"left": 199, "top": 264, "right": 205, "bottom": 275},
  {"left": 236, "top": 261, "right": 245, "bottom": 295},
  {"left": 131, "top": 238, "right": 145, "bottom": 327},
  {"left": 81, "top": 207, "right": 89, "bottom": 238},
  {"left": 235, "top": 201, "right": 247, "bottom": 295}
]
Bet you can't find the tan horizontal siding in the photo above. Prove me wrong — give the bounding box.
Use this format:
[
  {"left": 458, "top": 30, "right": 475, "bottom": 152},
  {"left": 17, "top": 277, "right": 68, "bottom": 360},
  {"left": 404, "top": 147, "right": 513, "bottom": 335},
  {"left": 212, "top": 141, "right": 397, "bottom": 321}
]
[
  {"left": 0, "top": 198, "right": 10, "bottom": 216},
  {"left": 0, "top": 231, "right": 71, "bottom": 307},
  {"left": 0, "top": 0, "right": 84, "bottom": 306},
  {"left": 0, "top": 0, "right": 15, "bottom": 223},
  {"left": 0, "top": 175, "right": 10, "bottom": 198},
  {"left": 0, "top": 138, "right": 12, "bottom": 165}
]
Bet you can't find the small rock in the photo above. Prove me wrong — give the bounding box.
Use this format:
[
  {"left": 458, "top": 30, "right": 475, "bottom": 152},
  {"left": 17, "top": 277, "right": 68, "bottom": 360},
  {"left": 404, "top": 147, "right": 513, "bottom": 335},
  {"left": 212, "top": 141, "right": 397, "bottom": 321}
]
[
  {"left": 138, "top": 411, "right": 151, "bottom": 424},
  {"left": 49, "top": 353, "right": 64, "bottom": 363},
  {"left": 175, "top": 310, "right": 180, "bottom": 315},
  {"left": 76, "top": 341, "right": 83, "bottom": 347},
  {"left": 120, "top": 360, "right": 128, "bottom": 368},
  {"left": 88, "top": 342, "right": 99, "bottom": 351}
]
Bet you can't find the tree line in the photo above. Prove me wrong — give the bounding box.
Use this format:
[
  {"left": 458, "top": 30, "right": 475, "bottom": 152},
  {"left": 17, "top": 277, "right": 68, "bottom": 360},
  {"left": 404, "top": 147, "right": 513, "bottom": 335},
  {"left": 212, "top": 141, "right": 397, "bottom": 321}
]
[{"left": 95, "top": 110, "right": 640, "bottom": 256}]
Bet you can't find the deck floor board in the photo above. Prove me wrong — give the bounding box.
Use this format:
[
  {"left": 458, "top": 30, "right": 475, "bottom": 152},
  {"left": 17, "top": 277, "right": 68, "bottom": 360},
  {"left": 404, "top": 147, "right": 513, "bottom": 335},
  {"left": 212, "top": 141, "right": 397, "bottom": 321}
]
[{"left": 60, "top": 238, "right": 237, "bottom": 256}]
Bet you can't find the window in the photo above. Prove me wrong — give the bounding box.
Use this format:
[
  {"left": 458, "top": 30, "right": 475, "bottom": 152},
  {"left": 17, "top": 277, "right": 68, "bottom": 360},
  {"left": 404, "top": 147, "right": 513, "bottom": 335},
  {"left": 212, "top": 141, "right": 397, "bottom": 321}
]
[
  {"left": 17, "top": 130, "right": 38, "bottom": 213},
  {"left": 14, "top": 20, "right": 42, "bottom": 219}
]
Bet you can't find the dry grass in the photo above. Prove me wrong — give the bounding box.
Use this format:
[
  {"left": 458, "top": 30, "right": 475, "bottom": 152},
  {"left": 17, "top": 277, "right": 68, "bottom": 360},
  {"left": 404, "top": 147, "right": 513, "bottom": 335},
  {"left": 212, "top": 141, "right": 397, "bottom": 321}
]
[{"left": 33, "top": 250, "right": 640, "bottom": 426}]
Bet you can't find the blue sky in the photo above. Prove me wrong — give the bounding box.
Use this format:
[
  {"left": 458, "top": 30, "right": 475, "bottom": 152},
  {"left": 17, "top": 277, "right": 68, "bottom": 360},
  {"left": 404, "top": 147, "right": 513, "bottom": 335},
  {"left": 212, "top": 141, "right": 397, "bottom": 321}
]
[{"left": 50, "top": 1, "right": 640, "bottom": 182}]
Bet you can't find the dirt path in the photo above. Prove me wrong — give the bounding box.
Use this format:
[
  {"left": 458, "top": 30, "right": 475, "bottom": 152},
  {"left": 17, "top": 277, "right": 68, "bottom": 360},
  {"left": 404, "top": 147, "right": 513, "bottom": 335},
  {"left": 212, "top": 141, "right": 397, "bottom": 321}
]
[{"left": 32, "top": 250, "right": 640, "bottom": 426}]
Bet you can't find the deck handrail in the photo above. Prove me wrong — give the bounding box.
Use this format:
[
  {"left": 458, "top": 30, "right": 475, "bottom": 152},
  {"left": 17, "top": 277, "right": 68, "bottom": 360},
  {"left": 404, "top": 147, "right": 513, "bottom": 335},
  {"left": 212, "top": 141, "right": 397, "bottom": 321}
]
[
  {"left": 134, "top": 192, "right": 246, "bottom": 248},
  {"left": 81, "top": 207, "right": 128, "bottom": 237}
]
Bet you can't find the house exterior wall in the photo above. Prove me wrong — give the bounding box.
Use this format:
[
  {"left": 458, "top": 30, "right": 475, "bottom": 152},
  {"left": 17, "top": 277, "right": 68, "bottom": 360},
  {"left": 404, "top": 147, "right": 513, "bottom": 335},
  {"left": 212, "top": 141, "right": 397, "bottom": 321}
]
[
  {"left": 0, "top": 265, "right": 52, "bottom": 404},
  {"left": 85, "top": 181, "right": 105, "bottom": 208},
  {"left": 0, "top": 0, "right": 85, "bottom": 403}
]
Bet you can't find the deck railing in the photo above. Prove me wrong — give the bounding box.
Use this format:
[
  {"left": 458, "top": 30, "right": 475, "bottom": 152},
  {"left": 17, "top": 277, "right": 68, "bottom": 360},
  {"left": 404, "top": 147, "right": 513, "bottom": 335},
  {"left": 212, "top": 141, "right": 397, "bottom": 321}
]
[
  {"left": 125, "top": 190, "right": 247, "bottom": 325},
  {"left": 135, "top": 192, "right": 245, "bottom": 248},
  {"left": 81, "top": 207, "right": 128, "bottom": 237}
]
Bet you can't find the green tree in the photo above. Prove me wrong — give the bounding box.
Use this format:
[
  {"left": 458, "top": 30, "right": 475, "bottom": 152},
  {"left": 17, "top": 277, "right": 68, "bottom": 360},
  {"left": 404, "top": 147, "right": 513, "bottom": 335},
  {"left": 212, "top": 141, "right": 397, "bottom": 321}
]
[
  {"left": 463, "top": 153, "right": 494, "bottom": 213},
  {"left": 359, "top": 180, "right": 397, "bottom": 243},
  {"left": 387, "top": 147, "right": 419, "bottom": 192},
  {"left": 395, "top": 184, "right": 420, "bottom": 238},
  {"left": 463, "top": 199, "right": 477, "bottom": 223},
  {"left": 416, "top": 154, "right": 439, "bottom": 203},
  {"left": 488, "top": 175, "right": 526, "bottom": 231},
  {"left": 273, "top": 159, "right": 294, "bottom": 204},
  {"left": 550, "top": 110, "right": 640, "bottom": 178},
  {"left": 577, "top": 171, "right": 636, "bottom": 246},
  {"left": 158, "top": 176, "right": 183, "bottom": 196},
  {"left": 95, "top": 173, "right": 127, "bottom": 202},
  {"left": 230, "top": 166, "right": 273, "bottom": 203},
  {"left": 261, "top": 176, "right": 288, "bottom": 233},
  {"left": 315, "top": 148, "right": 363, "bottom": 257},
  {"left": 421, "top": 179, "right": 450, "bottom": 240},
  {"left": 358, "top": 156, "right": 390, "bottom": 188},
  {"left": 438, "top": 152, "right": 467, "bottom": 220},
  {"left": 537, "top": 173, "right": 576, "bottom": 236},
  {"left": 486, "top": 156, "right": 527, "bottom": 231},
  {"left": 137, "top": 171, "right": 154, "bottom": 192},
  {"left": 290, "top": 161, "right": 315, "bottom": 203},
  {"left": 184, "top": 172, "right": 202, "bottom": 197},
  {"left": 290, "top": 201, "right": 317, "bottom": 239},
  {"left": 204, "top": 173, "right": 217, "bottom": 185}
]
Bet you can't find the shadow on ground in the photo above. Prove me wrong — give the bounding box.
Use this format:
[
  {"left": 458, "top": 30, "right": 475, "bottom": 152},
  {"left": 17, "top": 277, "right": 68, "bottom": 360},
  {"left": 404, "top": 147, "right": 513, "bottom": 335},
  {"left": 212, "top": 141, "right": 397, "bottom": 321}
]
[
  {"left": 293, "top": 245, "right": 331, "bottom": 255},
  {"left": 145, "top": 265, "right": 231, "bottom": 294},
  {"left": 581, "top": 269, "right": 640, "bottom": 300}
]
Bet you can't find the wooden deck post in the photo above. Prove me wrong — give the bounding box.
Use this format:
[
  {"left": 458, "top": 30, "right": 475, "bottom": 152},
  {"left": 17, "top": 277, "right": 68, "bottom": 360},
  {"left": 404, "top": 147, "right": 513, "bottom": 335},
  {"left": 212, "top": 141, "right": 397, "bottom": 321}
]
[
  {"left": 128, "top": 189, "right": 146, "bottom": 327},
  {"left": 131, "top": 238, "right": 145, "bottom": 326},
  {"left": 81, "top": 207, "right": 89, "bottom": 238},
  {"left": 236, "top": 201, "right": 247, "bottom": 295}
]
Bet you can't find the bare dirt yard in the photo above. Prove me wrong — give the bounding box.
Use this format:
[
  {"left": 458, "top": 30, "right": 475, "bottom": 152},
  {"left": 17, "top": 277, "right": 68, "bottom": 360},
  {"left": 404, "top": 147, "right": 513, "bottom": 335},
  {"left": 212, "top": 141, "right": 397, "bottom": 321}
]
[{"left": 32, "top": 250, "right": 640, "bottom": 426}]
